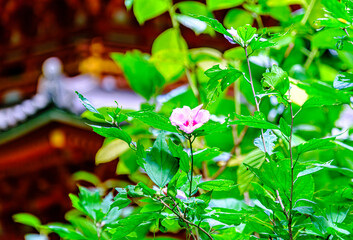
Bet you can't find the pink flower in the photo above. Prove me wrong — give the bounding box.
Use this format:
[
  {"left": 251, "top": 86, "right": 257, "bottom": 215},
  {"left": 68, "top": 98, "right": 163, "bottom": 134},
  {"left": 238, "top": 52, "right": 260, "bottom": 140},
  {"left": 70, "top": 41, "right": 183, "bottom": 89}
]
[{"left": 170, "top": 105, "right": 210, "bottom": 134}]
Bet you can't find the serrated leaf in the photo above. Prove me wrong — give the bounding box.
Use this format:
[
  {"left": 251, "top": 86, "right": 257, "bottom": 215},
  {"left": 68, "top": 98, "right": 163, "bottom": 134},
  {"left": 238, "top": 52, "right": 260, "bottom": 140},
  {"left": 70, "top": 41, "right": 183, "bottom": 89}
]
[
  {"left": 111, "top": 213, "right": 159, "bottom": 238},
  {"left": 229, "top": 112, "right": 280, "bottom": 130},
  {"left": 204, "top": 64, "right": 242, "bottom": 103},
  {"left": 127, "top": 110, "right": 178, "bottom": 132},
  {"left": 254, "top": 130, "right": 278, "bottom": 155},
  {"left": 89, "top": 125, "right": 132, "bottom": 147},
  {"left": 198, "top": 179, "right": 236, "bottom": 191},
  {"left": 237, "top": 24, "right": 257, "bottom": 47},
  {"left": 262, "top": 65, "right": 289, "bottom": 96},
  {"left": 322, "top": 0, "right": 352, "bottom": 23},
  {"left": 237, "top": 149, "right": 266, "bottom": 194},
  {"left": 143, "top": 133, "right": 179, "bottom": 188},
  {"left": 296, "top": 160, "right": 333, "bottom": 179},
  {"left": 334, "top": 72, "right": 353, "bottom": 90},
  {"left": 296, "top": 138, "right": 336, "bottom": 155},
  {"left": 168, "top": 140, "right": 190, "bottom": 173}
]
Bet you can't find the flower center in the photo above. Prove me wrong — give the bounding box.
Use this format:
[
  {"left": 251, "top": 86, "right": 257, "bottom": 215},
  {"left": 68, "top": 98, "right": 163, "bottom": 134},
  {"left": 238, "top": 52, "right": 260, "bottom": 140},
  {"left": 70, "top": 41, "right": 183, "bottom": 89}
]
[{"left": 184, "top": 120, "right": 197, "bottom": 127}]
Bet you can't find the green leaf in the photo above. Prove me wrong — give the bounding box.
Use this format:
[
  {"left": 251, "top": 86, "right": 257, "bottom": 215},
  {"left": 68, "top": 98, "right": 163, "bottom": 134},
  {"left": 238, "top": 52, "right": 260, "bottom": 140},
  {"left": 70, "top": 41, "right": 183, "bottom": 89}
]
[
  {"left": 223, "top": 9, "right": 253, "bottom": 29},
  {"left": 95, "top": 139, "right": 130, "bottom": 165},
  {"left": 151, "top": 28, "right": 187, "bottom": 81},
  {"left": 193, "top": 147, "right": 222, "bottom": 167},
  {"left": 76, "top": 92, "right": 104, "bottom": 119},
  {"left": 111, "top": 51, "right": 165, "bottom": 100},
  {"left": 192, "top": 15, "right": 232, "bottom": 38},
  {"left": 321, "top": 0, "right": 352, "bottom": 23},
  {"left": 175, "top": 14, "right": 207, "bottom": 34},
  {"left": 296, "top": 138, "right": 336, "bottom": 155},
  {"left": 110, "top": 213, "right": 159, "bottom": 238},
  {"left": 13, "top": 213, "right": 41, "bottom": 229},
  {"left": 334, "top": 72, "right": 353, "bottom": 90},
  {"left": 133, "top": 0, "right": 170, "bottom": 24},
  {"left": 206, "top": 0, "right": 244, "bottom": 11},
  {"left": 279, "top": 117, "right": 291, "bottom": 137},
  {"left": 46, "top": 223, "right": 85, "bottom": 240},
  {"left": 237, "top": 149, "right": 266, "bottom": 194},
  {"left": 143, "top": 133, "right": 180, "bottom": 188},
  {"left": 68, "top": 217, "right": 98, "bottom": 240},
  {"left": 254, "top": 130, "right": 278, "bottom": 155},
  {"left": 198, "top": 179, "right": 236, "bottom": 191},
  {"left": 296, "top": 160, "right": 333, "bottom": 179},
  {"left": 89, "top": 125, "right": 132, "bottom": 147},
  {"left": 236, "top": 24, "right": 257, "bottom": 47},
  {"left": 127, "top": 110, "right": 177, "bottom": 132},
  {"left": 204, "top": 64, "right": 242, "bottom": 103},
  {"left": 299, "top": 81, "right": 351, "bottom": 108},
  {"left": 72, "top": 171, "right": 101, "bottom": 186},
  {"left": 168, "top": 140, "right": 190, "bottom": 173},
  {"left": 229, "top": 112, "right": 280, "bottom": 129},
  {"left": 262, "top": 65, "right": 289, "bottom": 96}
]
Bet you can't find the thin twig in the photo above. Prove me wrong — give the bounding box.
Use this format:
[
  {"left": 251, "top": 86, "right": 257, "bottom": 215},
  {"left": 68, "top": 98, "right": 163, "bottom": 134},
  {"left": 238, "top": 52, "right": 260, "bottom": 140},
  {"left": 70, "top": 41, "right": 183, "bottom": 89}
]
[
  {"left": 188, "top": 136, "right": 194, "bottom": 198},
  {"left": 276, "top": 190, "right": 289, "bottom": 219},
  {"left": 159, "top": 198, "right": 214, "bottom": 240},
  {"left": 288, "top": 99, "right": 294, "bottom": 240},
  {"left": 244, "top": 47, "right": 269, "bottom": 161}
]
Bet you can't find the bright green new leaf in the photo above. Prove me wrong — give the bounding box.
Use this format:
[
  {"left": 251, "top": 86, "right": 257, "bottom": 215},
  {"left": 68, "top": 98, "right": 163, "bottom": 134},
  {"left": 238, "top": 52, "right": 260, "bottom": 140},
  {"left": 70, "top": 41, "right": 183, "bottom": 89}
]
[
  {"left": 262, "top": 65, "right": 289, "bottom": 96},
  {"left": 13, "top": 213, "right": 41, "bottom": 229},
  {"left": 133, "top": 0, "right": 170, "bottom": 24},
  {"left": 224, "top": 9, "right": 253, "bottom": 29},
  {"left": 111, "top": 51, "right": 165, "bottom": 100},
  {"left": 206, "top": 0, "right": 244, "bottom": 11}
]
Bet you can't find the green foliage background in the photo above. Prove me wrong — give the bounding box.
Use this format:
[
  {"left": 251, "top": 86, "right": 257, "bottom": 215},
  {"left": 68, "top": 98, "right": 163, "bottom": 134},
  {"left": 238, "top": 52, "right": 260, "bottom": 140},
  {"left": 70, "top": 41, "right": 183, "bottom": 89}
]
[{"left": 14, "top": 0, "right": 353, "bottom": 240}]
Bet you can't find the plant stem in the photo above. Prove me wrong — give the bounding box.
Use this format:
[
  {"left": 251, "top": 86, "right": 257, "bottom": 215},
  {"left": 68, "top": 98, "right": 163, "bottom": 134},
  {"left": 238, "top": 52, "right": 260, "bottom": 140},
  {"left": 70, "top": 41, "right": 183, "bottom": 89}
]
[
  {"left": 159, "top": 198, "right": 214, "bottom": 240},
  {"left": 288, "top": 99, "right": 294, "bottom": 240},
  {"left": 244, "top": 47, "right": 269, "bottom": 160},
  {"left": 301, "top": 0, "right": 316, "bottom": 25},
  {"left": 188, "top": 136, "right": 194, "bottom": 197}
]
